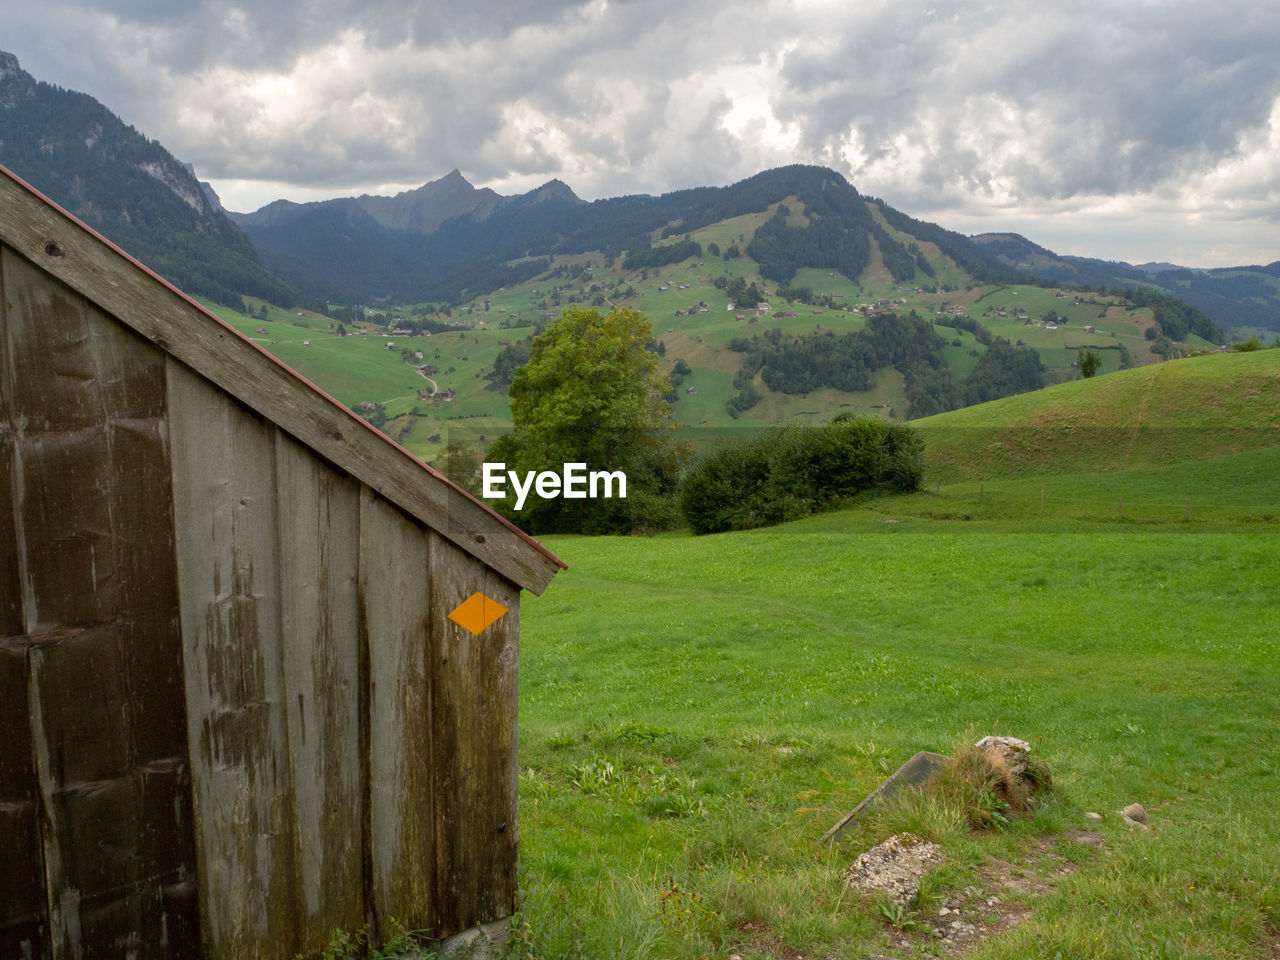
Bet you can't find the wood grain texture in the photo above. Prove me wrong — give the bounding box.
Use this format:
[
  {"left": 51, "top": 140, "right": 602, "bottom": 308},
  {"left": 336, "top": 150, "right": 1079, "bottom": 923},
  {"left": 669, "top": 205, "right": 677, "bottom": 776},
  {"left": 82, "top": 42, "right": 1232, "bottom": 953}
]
[
  {"left": 0, "top": 643, "right": 49, "bottom": 959},
  {"left": 428, "top": 535, "right": 521, "bottom": 933},
  {"left": 168, "top": 359, "right": 299, "bottom": 959},
  {"left": 0, "top": 168, "right": 561, "bottom": 595},
  {"left": 0, "top": 430, "right": 22, "bottom": 638},
  {"left": 359, "top": 489, "right": 436, "bottom": 938},
  {"left": 275, "top": 432, "right": 365, "bottom": 952},
  {"left": 1, "top": 244, "right": 51, "bottom": 960},
  {"left": 1, "top": 248, "right": 198, "bottom": 960}
]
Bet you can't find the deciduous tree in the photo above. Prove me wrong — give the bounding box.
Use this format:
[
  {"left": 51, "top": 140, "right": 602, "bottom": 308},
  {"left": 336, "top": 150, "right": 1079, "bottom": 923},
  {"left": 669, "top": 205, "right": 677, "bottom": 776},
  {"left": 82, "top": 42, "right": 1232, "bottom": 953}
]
[
  {"left": 489, "top": 305, "right": 688, "bottom": 532},
  {"left": 1078, "top": 348, "right": 1102, "bottom": 378}
]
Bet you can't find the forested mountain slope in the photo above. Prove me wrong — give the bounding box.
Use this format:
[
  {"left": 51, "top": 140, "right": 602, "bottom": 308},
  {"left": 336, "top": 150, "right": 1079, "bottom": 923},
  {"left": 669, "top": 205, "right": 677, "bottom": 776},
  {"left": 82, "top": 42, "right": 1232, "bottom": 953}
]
[{"left": 0, "top": 51, "right": 316, "bottom": 309}]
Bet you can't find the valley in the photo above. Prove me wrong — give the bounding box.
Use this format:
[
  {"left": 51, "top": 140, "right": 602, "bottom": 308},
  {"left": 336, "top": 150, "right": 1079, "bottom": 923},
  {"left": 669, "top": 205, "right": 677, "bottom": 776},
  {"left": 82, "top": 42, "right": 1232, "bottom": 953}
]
[{"left": 204, "top": 195, "right": 1193, "bottom": 467}]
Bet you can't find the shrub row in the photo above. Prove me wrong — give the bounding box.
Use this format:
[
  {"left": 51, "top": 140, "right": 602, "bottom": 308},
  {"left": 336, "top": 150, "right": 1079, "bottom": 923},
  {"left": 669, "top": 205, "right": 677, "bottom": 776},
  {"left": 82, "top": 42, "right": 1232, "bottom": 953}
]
[{"left": 678, "top": 416, "right": 925, "bottom": 534}]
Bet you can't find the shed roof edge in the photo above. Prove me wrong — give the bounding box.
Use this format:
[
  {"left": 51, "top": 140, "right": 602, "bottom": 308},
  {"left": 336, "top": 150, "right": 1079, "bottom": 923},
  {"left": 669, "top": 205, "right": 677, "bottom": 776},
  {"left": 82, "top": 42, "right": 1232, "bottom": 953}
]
[{"left": 0, "top": 163, "right": 566, "bottom": 593}]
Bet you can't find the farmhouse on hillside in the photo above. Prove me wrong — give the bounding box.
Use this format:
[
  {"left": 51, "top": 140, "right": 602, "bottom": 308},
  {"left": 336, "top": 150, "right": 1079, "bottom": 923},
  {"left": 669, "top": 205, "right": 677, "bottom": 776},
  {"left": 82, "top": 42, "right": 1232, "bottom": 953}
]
[{"left": 0, "top": 164, "right": 564, "bottom": 960}]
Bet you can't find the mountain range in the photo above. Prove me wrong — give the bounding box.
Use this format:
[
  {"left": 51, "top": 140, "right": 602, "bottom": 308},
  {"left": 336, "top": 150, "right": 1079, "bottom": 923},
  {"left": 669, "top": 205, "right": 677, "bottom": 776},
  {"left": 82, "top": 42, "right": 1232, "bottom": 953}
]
[
  {"left": 0, "top": 51, "right": 316, "bottom": 310},
  {"left": 229, "top": 163, "right": 1245, "bottom": 342},
  {"left": 231, "top": 168, "right": 512, "bottom": 234},
  {"left": 225, "top": 169, "right": 586, "bottom": 303},
  {"left": 3, "top": 48, "right": 1275, "bottom": 339},
  {"left": 226, "top": 160, "right": 1038, "bottom": 306},
  {"left": 970, "top": 232, "right": 1280, "bottom": 334}
]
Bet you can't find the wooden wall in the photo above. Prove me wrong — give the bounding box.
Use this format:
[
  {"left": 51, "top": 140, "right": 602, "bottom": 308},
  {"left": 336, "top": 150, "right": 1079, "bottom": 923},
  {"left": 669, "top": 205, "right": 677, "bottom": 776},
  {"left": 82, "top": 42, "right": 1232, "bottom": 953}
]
[
  {"left": 1, "top": 242, "right": 522, "bottom": 959},
  {"left": 0, "top": 245, "right": 199, "bottom": 958}
]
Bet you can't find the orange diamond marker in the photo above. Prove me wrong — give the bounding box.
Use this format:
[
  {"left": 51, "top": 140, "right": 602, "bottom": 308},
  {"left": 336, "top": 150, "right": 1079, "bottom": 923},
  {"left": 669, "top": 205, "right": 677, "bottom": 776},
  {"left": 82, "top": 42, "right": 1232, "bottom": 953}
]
[{"left": 448, "top": 592, "right": 509, "bottom": 635}]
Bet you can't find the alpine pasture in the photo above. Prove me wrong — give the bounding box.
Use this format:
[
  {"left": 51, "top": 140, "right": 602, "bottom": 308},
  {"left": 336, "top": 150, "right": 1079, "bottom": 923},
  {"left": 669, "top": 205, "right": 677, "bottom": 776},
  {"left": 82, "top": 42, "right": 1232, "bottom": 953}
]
[{"left": 507, "top": 351, "right": 1280, "bottom": 960}]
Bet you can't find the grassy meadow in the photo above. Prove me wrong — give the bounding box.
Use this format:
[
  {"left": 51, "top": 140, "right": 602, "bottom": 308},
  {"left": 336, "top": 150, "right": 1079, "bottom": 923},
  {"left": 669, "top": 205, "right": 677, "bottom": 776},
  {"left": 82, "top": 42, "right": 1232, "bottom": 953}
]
[
  {"left": 501, "top": 353, "right": 1280, "bottom": 960},
  {"left": 916, "top": 349, "right": 1280, "bottom": 481},
  {"left": 506, "top": 470, "right": 1279, "bottom": 959}
]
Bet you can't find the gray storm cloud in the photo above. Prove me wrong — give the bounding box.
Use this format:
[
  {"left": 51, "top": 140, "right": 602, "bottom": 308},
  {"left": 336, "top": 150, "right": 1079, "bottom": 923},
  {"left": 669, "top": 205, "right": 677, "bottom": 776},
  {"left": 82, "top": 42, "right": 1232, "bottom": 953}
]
[{"left": 9, "top": 0, "right": 1280, "bottom": 264}]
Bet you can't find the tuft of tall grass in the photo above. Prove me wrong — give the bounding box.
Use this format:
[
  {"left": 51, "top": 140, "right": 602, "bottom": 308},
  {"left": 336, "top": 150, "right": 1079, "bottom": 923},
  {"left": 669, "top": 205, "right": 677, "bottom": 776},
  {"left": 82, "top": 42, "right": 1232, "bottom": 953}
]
[{"left": 863, "top": 732, "right": 1056, "bottom": 843}]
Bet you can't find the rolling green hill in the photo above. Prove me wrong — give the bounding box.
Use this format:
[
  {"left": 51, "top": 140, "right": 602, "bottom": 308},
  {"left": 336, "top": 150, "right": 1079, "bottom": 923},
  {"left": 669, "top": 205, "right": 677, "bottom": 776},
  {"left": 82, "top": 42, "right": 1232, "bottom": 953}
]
[
  {"left": 207, "top": 211, "right": 1195, "bottom": 464},
  {"left": 912, "top": 348, "right": 1280, "bottom": 480},
  {"left": 206, "top": 169, "right": 1262, "bottom": 470},
  {"left": 212, "top": 167, "right": 1217, "bottom": 455},
  {"left": 972, "top": 231, "right": 1280, "bottom": 339}
]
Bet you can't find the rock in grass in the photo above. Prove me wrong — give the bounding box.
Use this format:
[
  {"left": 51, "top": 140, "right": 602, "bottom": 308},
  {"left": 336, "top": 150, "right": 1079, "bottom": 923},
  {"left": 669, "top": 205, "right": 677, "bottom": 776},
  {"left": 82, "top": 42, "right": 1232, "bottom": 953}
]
[
  {"left": 975, "top": 735, "right": 1032, "bottom": 777},
  {"left": 973, "top": 734, "right": 1054, "bottom": 798},
  {"left": 1121, "top": 804, "right": 1151, "bottom": 831},
  {"left": 842, "top": 833, "right": 944, "bottom": 906},
  {"left": 1061, "top": 828, "right": 1106, "bottom": 848},
  {"left": 1122, "top": 802, "right": 1148, "bottom": 824}
]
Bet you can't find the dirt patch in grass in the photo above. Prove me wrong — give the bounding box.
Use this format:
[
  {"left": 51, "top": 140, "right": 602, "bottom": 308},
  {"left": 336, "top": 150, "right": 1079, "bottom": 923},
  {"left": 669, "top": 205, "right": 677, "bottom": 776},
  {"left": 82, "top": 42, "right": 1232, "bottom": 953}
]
[
  {"left": 857, "top": 831, "right": 1103, "bottom": 959},
  {"left": 1058, "top": 828, "right": 1106, "bottom": 849}
]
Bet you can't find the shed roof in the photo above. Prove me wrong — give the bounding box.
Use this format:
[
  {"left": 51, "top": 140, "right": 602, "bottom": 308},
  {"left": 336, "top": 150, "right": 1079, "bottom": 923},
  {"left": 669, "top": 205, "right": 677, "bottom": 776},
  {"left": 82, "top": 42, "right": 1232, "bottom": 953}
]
[{"left": 0, "top": 163, "right": 565, "bottom": 594}]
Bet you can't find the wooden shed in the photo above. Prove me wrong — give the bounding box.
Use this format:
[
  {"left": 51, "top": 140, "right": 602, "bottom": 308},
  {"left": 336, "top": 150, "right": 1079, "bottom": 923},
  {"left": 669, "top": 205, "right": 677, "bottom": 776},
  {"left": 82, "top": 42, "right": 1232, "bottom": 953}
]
[{"left": 0, "top": 165, "right": 565, "bottom": 959}]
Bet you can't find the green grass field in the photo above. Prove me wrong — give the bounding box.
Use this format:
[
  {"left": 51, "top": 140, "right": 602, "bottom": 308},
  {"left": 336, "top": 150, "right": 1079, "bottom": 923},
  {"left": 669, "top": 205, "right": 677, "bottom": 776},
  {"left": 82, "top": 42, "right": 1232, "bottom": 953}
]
[
  {"left": 869, "top": 445, "right": 1280, "bottom": 529},
  {"left": 498, "top": 351, "right": 1280, "bottom": 960},
  {"left": 511, "top": 512, "right": 1279, "bottom": 959},
  {"left": 915, "top": 349, "right": 1280, "bottom": 481}
]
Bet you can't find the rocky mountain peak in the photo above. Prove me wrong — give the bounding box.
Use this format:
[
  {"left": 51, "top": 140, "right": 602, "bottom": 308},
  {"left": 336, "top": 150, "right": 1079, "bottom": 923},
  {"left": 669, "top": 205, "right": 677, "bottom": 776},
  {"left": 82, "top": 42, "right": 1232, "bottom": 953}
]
[
  {"left": 0, "top": 51, "right": 23, "bottom": 81},
  {"left": 533, "top": 178, "right": 580, "bottom": 201}
]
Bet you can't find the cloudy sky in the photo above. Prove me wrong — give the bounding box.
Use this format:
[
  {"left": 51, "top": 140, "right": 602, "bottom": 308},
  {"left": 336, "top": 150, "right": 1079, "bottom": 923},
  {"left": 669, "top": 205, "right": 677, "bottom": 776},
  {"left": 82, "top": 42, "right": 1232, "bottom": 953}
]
[{"left": 11, "top": 0, "right": 1280, "bottom": 266}]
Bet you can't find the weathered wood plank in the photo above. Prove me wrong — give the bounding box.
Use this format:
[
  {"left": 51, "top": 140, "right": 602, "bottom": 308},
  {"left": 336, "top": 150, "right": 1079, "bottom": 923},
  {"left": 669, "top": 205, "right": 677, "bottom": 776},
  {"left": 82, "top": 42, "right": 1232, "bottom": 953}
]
[
  {"left": 0, "top": 166, "right": 561, "bottom": 594},
  {"left": 0, "top": 245, "right": 167, "bottom": 433},
  {"left": 0, "top": 641, "right": 50, "bottom": 960},
  {"left": 15, "top": 426, "right": 119, "bottom": 630},
  {"left": 0, "top": 249, "right": 18, "bottom": 635},
  {"left": 3, "top": 248, "right": 172, "bottom": 628},
  {"left": 3, "top": 249, "right": 197, "bottom": 959},
  {"left": 0, "top": 429, "right": 21, "bottom": 638},
  {"left": 359, "top": 489, "right": 436, "bottom": 939},
  {"left": 106, "top": 417, "right": 194, "bottom": 777},
  {"left": 26, "top": 618, "right": 196, "bottom": 960},
  {"left": 168, "top": 359, "right": 299, "bottom": 959},
  {"left": 0, "top": 244, "right": 52, "bottom": 960},
  {"left": 275, "top": 432, "right": 364, "bottom": 951},
  {"left": 428, "top": 536, "right": 521, "bottom": 934}
]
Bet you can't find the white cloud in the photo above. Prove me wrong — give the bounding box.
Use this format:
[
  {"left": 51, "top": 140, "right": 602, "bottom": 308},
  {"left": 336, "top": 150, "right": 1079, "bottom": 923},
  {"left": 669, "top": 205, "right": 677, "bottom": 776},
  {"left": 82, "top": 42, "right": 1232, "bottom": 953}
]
[{"left": 8, "top": 0, "right": 1280, "bottom": 265}]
